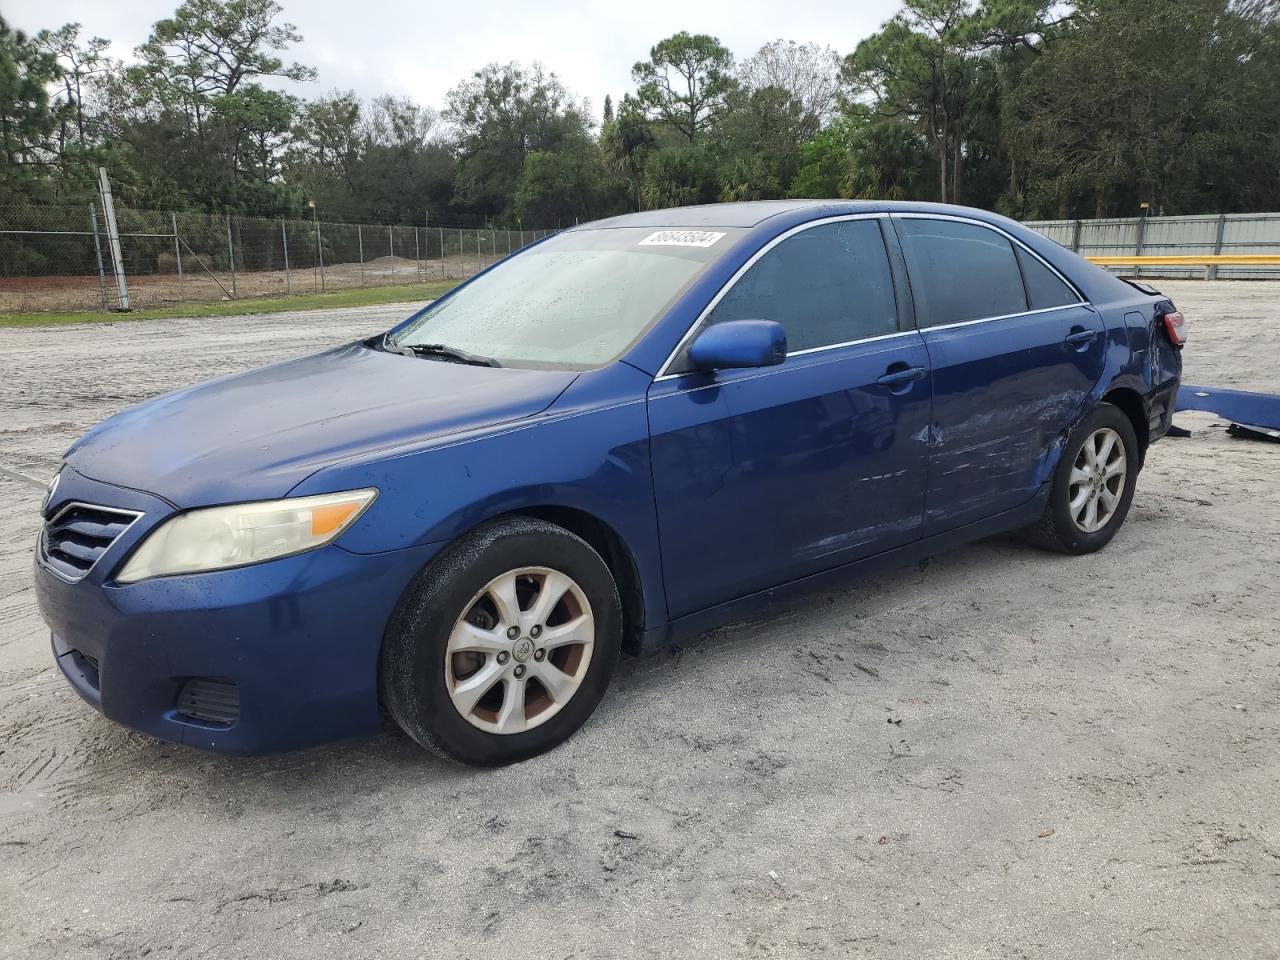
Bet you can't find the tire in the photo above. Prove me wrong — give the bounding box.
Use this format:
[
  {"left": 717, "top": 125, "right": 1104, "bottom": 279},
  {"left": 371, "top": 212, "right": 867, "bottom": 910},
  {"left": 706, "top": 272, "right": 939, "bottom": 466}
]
[
  {"left": 1023, "top": 402, "right": 1140, "bottom": 555},
  {"left": 380, "top": 515, "right": 622, "bottom": 766}
]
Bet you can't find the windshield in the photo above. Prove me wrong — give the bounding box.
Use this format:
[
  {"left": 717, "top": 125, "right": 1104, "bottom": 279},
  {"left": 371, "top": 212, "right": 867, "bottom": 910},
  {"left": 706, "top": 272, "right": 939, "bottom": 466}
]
[{"left": 386, "top": 226, "right": 743, "bottom": 368}]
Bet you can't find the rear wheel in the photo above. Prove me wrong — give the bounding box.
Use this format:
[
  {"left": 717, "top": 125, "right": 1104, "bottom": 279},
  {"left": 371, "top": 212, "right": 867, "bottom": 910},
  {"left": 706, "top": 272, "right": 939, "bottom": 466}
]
[
  {"left": 1023, "top": 403, "right": 1140, "bottom": 555},
  {"left": 380, "top": 516, "right": 622, "bottom": 765}
]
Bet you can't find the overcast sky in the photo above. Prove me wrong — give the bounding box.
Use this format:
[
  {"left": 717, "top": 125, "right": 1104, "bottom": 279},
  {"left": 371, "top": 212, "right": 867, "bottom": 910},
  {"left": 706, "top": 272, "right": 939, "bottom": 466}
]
[{"left": 6, "top": 0, "right": 900, "bottom": 114}]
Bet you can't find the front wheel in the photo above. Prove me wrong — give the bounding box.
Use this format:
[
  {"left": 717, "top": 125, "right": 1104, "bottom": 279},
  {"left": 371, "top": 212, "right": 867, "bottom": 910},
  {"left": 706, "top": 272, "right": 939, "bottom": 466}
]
[
  {"left": 1023, "top": 403, "right": 1140, "bottom": 555},
  {"left": 380, "top": 516, "right": 622, "bottom": 765}
]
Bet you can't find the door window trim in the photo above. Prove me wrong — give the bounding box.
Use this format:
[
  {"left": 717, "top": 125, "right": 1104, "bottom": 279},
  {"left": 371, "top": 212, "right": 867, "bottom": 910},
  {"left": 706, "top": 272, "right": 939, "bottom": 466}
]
[
  {"left": 888, "top": 212, "right": 1087, "bottom": 330},
  {"left": 653, "top": 213, "right": 904, "bottom": 381}
]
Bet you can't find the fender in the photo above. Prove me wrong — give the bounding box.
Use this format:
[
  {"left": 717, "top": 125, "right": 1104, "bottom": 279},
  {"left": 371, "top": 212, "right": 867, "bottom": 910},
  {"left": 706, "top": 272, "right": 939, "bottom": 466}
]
[{"left": 290, "top": 363, "right": 670, "bottom": 634}]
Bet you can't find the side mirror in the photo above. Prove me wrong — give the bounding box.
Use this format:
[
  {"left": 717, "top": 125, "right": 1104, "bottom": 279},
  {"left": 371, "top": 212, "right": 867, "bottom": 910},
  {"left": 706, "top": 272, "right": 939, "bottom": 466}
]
[{"left": 687, "top": 319, "right": 787, "bottom": 372}]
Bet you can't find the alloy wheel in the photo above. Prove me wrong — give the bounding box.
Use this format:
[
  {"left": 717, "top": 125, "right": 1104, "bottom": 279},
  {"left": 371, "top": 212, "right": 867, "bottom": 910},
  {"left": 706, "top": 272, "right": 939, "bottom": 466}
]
[
  {"left": 445, "top": 566, "right": 595, "bottom": 734},
  {"left": 1068, "top": 426, "right": 1127, "bottom": 533}
]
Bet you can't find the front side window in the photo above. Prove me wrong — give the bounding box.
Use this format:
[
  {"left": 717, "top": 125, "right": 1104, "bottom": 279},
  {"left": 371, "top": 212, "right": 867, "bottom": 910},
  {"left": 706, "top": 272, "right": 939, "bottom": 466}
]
[
  {"left": 690, "top": 219, "right": 899, "bottom": 361},
  {"left": 388, "top": 227, "right": 743, "bottom": 368},
  {"left": 897, "top": 218, "right": 1028, "bottom": 326}
]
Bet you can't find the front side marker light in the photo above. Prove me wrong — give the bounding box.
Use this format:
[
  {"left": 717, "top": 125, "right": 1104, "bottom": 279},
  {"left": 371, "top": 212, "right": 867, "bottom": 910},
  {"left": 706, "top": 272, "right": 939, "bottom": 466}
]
[{"left": 115, "top": 488, "right": 377, "bottom": 584}]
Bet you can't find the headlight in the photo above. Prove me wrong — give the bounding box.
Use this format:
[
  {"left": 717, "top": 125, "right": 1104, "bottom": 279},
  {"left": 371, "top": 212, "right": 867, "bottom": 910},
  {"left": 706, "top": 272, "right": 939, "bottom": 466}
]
[{"left": 115, "top": 489, "right": 377, "bottom": 584}]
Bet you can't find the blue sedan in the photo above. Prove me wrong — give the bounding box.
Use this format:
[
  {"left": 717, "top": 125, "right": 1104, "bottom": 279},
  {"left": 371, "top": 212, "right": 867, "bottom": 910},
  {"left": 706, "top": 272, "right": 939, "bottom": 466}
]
[{"left": 34, "top": 201, "right": 1185, "bottom": 765}]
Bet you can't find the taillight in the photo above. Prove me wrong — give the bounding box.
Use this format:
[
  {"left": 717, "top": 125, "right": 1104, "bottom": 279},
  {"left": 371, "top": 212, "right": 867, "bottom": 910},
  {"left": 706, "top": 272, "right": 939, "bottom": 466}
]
[{"left": 1162, "top": 310, "right": 1187, "bottom": 348}]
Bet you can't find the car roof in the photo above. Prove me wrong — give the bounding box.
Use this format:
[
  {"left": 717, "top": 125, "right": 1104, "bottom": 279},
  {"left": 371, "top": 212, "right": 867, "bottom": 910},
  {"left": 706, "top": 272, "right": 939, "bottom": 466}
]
[
  {"left": 581, "top": 200, "right": 860, "bottom": 229},
  {"left": 577, "top": 199, "right": 1034, "bottom": 231}
]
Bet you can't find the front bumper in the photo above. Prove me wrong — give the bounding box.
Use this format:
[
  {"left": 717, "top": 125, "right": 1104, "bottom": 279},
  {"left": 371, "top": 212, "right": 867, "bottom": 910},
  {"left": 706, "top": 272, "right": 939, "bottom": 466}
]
[{"left": 34, "top": 468, "right": 441, "bottom": 754}]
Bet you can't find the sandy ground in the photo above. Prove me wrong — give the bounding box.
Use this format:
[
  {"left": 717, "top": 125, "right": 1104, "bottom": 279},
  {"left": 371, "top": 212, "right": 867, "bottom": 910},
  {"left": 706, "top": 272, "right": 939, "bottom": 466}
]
[{"left": 0, "top": 281, "right": 1278, "bottom": 959}]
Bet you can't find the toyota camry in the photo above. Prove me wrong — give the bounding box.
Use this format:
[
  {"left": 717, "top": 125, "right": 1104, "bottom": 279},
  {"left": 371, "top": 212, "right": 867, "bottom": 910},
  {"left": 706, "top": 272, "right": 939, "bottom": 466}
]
[{"left": 34, "top": 200, "right": 1185, "bottom": 765}]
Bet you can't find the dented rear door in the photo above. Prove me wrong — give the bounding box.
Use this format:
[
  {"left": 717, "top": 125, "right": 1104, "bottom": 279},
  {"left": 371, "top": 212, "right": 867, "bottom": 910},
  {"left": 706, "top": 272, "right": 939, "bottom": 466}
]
[{"left": 891, "top": 214, "right": 1106, "bottom": 537}]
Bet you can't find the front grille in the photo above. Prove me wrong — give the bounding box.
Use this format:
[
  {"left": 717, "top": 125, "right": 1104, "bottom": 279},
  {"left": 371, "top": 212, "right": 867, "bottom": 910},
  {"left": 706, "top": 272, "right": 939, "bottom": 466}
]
[
  {"left": 176, "top": 679, "right": 240, "bottom": 726},
  {"left": 41, "top": 502, "right": 141, "bottom": 582}
]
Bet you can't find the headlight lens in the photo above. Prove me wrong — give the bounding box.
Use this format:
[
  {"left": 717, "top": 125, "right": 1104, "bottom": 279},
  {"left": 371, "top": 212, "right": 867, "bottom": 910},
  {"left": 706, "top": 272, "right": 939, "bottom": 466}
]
[{"left": 115, "top": 488, "right": 377, "bottom": 584}]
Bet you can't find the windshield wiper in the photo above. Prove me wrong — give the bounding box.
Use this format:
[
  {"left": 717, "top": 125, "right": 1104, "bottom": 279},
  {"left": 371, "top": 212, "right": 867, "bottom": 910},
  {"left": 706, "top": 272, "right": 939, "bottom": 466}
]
[{"left": 392, "top": 341, "right": 502, "bottom": 368}]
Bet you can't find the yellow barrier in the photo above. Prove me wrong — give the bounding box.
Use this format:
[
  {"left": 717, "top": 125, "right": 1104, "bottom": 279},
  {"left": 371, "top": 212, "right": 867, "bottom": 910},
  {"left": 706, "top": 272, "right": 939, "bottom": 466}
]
[{"left": 1086, "top": 254, "right": 1280, "bottom": 266}]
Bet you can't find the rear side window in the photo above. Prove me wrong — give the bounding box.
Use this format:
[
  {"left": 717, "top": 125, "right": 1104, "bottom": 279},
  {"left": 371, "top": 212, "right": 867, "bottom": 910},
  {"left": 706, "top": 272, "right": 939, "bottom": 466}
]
[
  {"left": 702, "top": 219, "right": 899, "bottom": 354},
  {"left": 1016, "top": 246, "right": 1080, "bottom": 310},
  {"left": 896, "top": 219, "right": 1027, "bottom": 326}
]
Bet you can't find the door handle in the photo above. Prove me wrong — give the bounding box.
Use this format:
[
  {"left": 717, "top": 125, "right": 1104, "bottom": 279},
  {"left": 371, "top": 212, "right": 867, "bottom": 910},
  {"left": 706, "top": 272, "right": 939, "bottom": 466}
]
[
  {"left": 1064, "top": 327, "right": 1097, "bottom": 347},
  {"left": 875, "top": 364, "right": 927, "bottom": 387}
]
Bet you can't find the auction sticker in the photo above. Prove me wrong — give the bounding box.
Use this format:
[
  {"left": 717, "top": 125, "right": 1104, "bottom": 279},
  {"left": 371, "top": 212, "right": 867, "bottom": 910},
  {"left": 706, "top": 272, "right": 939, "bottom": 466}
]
[{"left": 638, "top": 230, "right": 726, "bottom": 248}]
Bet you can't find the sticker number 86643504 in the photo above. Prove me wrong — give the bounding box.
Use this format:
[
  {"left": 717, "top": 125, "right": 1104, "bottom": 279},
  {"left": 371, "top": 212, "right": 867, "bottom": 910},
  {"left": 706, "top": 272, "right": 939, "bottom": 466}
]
[{"left": 638, "top": 230, "right": 726, "bottom": 248}]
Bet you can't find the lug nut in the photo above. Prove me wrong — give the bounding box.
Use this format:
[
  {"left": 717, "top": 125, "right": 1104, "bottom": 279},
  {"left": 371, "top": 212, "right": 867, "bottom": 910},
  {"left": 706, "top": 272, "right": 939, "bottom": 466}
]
[
  {"left": 534, "top": 648, "right": 545, "bottom": 662},
  {"left": 497, "top": 651, "right": 509, "bottom": 665},
  {"left": 530, "top": 625, "right": 542, "bottom": 638},
  {"left": 513, "top": 664, "right": 526, "bottom": 679},
  {"left": 506, "top": 626, "right": 520, "bottom": 639}
]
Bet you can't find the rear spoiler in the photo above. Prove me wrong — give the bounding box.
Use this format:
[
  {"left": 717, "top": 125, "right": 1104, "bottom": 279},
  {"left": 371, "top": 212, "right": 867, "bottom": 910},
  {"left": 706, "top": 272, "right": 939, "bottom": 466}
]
[{"left": 1122, "top": 278, "right": 1163, "bottom": 297}]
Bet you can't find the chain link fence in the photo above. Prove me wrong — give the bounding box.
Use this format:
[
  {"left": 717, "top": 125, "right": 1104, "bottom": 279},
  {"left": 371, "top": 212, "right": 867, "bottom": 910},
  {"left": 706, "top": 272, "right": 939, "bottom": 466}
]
[
  {"left": 11, "top": 203, "right": 1280, "bottom": 314},
  {"left": 0, "top": 203, "right": 559, "bottom": 313}
]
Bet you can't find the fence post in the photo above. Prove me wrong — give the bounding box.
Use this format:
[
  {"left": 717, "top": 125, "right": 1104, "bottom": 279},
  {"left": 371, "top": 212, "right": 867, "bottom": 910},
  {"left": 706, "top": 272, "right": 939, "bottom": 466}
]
[
  {"left": 476, "top": 230, "right": 483, "bottom": 271},
  {"left": 281, "top": 220, "right": 291, "bottom": 294},
  {"left": 389, "top": 226, "right": 395, "bottom": 280},
  {"left": 89, "top": 202, "right": 109, "bottom": 311},
  {"left": 458, "top": 228, "right": 464, "bottom": 277},
  {"left": 97, "top": 167, "right": 130, "bottom": 310},
  {"left": 414, "top": 227, "right": 421, "bottom": 282},
  {"left": 1132, "top": 213, "right": 1147, "bottom": 280},
  {"left": 439, "top": 228, "right": 444, "bottom": 279},
  {"left": 1209, "top": 212, "right": 1227, "bottom": 281},
  {"left": 358, "top": 224, "right": 365, "bottom": 286},
  {"left": 171, "top": 213, "right": 184, "bottom": 303},
  {"left": 314, "top": 212, "right": 325, "bottom": 292},
  {"left": 226, "top": 215, "right": 238, "bottom": 298},
  {"left": 1070, "top": 219, "right": 1082, "bottom": 253}
]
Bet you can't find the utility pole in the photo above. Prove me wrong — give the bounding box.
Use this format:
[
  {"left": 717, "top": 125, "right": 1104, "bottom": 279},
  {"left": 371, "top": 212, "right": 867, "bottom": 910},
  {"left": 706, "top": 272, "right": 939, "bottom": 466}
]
[{"left": 97, "top": 167, "right": 130, "bottom": 310}]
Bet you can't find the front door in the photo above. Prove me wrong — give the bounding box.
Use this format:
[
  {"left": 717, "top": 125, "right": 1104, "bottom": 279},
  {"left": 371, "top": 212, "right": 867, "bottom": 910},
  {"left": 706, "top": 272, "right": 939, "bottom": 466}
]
[
  {"left": 647, "top": 218, "right": 932, "bottom": 619},
  {"left": 892, "top": 215, "right": 1107, "bottom": 536}
]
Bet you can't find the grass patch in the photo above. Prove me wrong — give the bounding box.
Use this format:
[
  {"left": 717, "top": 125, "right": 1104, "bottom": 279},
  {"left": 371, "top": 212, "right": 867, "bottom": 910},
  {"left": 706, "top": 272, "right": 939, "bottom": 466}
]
[{"left": 0, "top": 281, "right": 458, "bottom": 328}]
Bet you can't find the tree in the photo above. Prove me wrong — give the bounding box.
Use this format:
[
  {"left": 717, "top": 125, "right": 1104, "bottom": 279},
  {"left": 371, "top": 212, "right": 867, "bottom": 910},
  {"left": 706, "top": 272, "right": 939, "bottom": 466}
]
[
  {"left": 286, "top": 91, "right": 456, "bottom": 222},
  {"left": 737, "top": 39, "right": 841, "bottom": 137},
  {"left": 715, "top": 86, "right": 809, "bottom": 200},
  {"left": 845, "top": 0, "right": 981, "bottom": 203},
  {"left": 0, "top": 16, "right": 63, "bottom": 204},
  {"left": 601, "top": 93, "right": 656, "bottom": 210},
  {"left": 287, "top": 91, "right": 364, "bottom": 200},
  {"left": 1004, "top": 0, "right": 1280, "bottom": 216},
  {"left": 632, "top": 32, "right": 736, "bottom": 143},
  {"left": 446, "top": 61, "right": 592, "bottom": 219},
  {"left": 357, "top": 96, "right": 454, "bottom": 223},
  {"left": 515, "top": 135, "right": 606, "bottom": 225},
  {"left": 35, "top": 23, "right": 111, "bottom": 151},
  {"left": 841, "top": 114, "right": 932, "bottom": 200},
  {"left": 788, "top": 107, "right": 932, "bottom": 201},
  {"left": 642, "top": 144, "right": 719, "bottom": 208},
  {"left": 106, "top": 0, "right": 316, "bottom": 212}
]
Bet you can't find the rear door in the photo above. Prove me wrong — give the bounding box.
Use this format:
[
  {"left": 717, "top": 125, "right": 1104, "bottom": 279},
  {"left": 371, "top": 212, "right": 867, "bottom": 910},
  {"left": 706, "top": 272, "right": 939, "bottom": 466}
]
[
  {"left": 647, "top": 217, "right": 932, "bottom": 619},
  {"left": 892, "top": 215, "right": 1105, "bottom": 536}
]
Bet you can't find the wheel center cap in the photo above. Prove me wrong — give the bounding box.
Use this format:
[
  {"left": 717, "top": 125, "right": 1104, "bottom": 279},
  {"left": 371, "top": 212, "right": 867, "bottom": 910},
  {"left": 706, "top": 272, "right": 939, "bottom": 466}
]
[{"left": 512, "top": 637, "right": 533, "bottom": 663}]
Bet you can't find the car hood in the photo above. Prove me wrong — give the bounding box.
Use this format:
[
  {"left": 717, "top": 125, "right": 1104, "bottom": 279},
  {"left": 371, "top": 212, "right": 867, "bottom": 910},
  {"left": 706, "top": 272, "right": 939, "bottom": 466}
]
[{"left": 65, "top": 342, "right": 578, "bottom": 507}]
